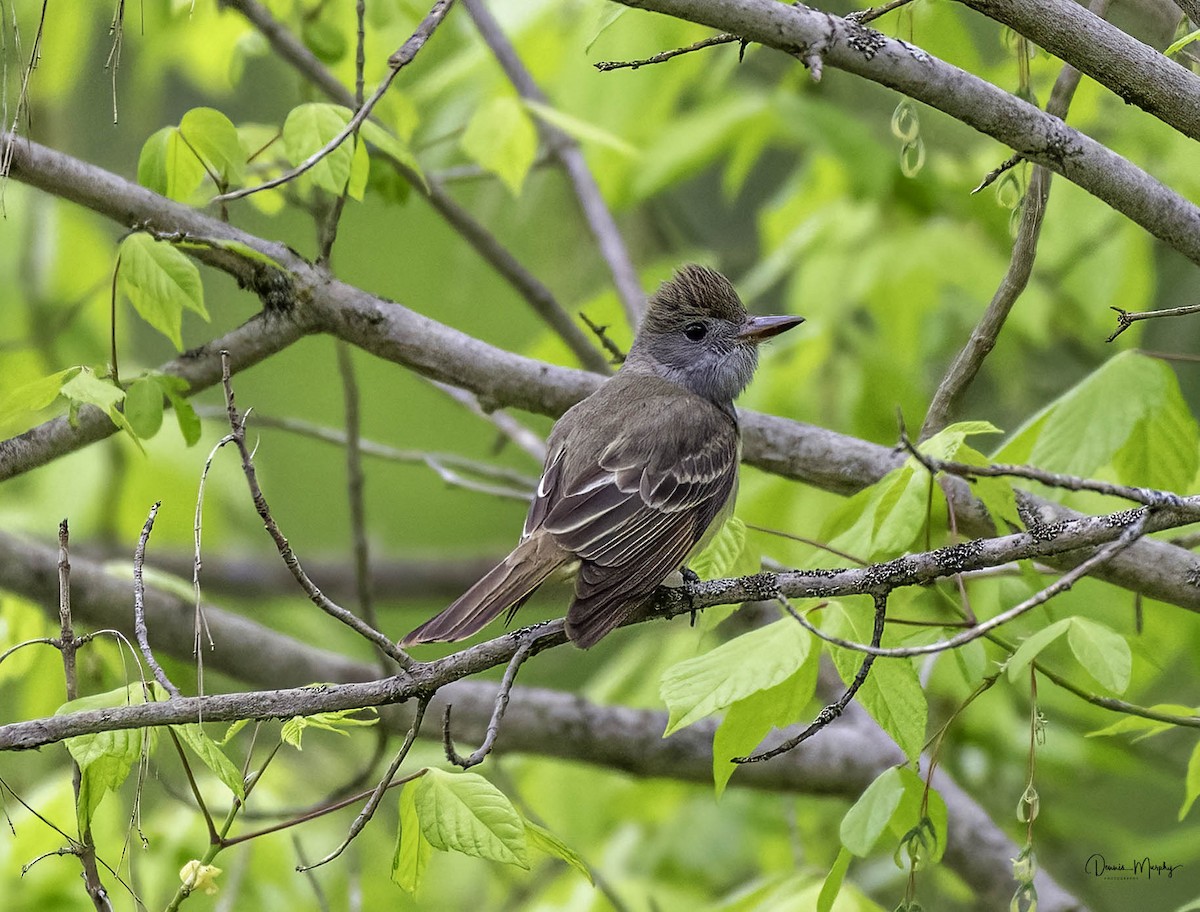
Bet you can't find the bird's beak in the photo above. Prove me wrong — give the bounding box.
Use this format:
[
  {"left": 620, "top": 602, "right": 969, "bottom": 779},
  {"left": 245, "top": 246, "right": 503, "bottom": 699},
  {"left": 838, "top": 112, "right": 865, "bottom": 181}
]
[{"left": 738, "top": 313, "right": 805, "bottom": 342}]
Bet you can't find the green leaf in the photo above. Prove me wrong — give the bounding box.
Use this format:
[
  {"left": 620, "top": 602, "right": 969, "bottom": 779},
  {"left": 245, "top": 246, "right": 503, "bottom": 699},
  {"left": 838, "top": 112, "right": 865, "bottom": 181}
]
[
  {"left": 171, "top": 724, "right": 246, "bottom": 798},
  {"left": 826, "top": 603, "right": 927, "bottom": 760},
  {"left": 59, "top": 367, "right": 140, "bottom": 445},
  {"left": 661, "top": 618, "right": 812, "bottom": 736},
  {"left": 817, "top": 846, "right": 852, "bottom": 912},
  {"left": 460, "top": 95, "right": 538, "bottom": 197},
  {"left": 1112, "top": 374, "right": 1199, "bottom": 491},
  {"left": 282, "top": 102, "right": 355, "bottom": 195},
  {"left": 523, "top": 98, "right": 637, "bottom": 157},
  {"left": 1166, "top": 26, "right": 1200, "bottom": 57},
  {"left": 347, "top": 134, "right": 369, "bottom": 201},
  {"left": 118, "top": 233, "right": 208, "bottom": 350},
  {"left": 1181, "top": 740, "right": 1200, "bottom": 821},
  {"left": 137, "top": 126, "right": 208, "bottom": 201},
  {"left": 56, "top": 684, "right": 161, "bottom": 831},
  {"left": 917, "top": 420, "right": 1003, "bottom": 461},
  {"left": 1006, "top": 618, "right": 1071, "bottom": 682},
  {"left": 1088, "top": 705, "right": 1196, "bottom": 741},
  {"left": 711, "top": 648, "right": 818, "bottom": 795},
  {"left": 890, "top": 767, "right": 946, "bottom": 864},
  {"left": 359, "top": 119, "right": 426, "bottom": 189},
  {"left": 955, "top": 443, "right": 1020, "bottom": 531},
  {"left": 178, "top": 107, "right": 245, "bottom": 185},
  {"left": 822, "top": 465, "right": 928, "bottom": 564},
  {"left": 392, "top": 779, "right": 432, "bottom": 894},
  {"left": 525, "top": 819, "right": 593, "bottom": 884},
  {"left": 280, "top": 707, "right": 377, "bottom": 749},
  {"left": 0, "top": 368, "right": 76, "bottom": 421},
  {"left": 124, "top": 378, "right": 164, "bottom": 439},
  {"left": 690, "top": 516, "right": 758, "bottom": 581},
  {"left": 413, "top": 769, "right": 529, "bottom": 868},
  {"left": 840, "top": 767, "right": 904, "bottom": 856},
  {"left": 1067, "top": 617, "right": 1131, "bottom": 694},
  {"left": 149, "top": 373, "right": 201, "bottom": 446}
]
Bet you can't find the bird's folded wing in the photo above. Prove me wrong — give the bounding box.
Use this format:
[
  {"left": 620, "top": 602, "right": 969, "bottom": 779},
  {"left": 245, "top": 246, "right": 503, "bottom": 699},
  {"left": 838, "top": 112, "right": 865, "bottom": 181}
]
[{"left": 539, "top": 416, "right": 739, "bottom": 645}]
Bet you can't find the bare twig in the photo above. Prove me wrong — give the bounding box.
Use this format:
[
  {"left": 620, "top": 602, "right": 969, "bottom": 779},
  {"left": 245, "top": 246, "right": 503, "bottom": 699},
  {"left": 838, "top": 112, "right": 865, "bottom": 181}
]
[
  {"left": 578, "top": 312, "right": 627, "bottom": 364},
  {"left": 295, "top": 697, "right": 429, "bottom": 871},
  {"left": 134, "top": 501, "right": 181, "bottom": 698},
  {"left": 972, "top": 153, "right": 1023, "bottom": 194},
  {"left": 848, "top": 0, "right": 921, "bottom": 24},
  {"left": 1107, "top": 302, "right": 1200, "bottom": 342},
  {"left": 428, "top": 381, "right": 548, "bottom": 463},
  {"left": 735, "top": 593, "right": 889, "bottom": 763},
  {"left": 594, "top": 32, "right": 739, "bottom": 71},
  {"left": 213, "top": 0, "right": 454, "bottom": 204},
  {"left": 442, "top": 638, "right": 534, "bottom": 769},
  {"left": 463, "top": 0, "right": 644, "bottom": 323},
  {"left": 217, "top": 351, "right": 415, "bottom": 670}
]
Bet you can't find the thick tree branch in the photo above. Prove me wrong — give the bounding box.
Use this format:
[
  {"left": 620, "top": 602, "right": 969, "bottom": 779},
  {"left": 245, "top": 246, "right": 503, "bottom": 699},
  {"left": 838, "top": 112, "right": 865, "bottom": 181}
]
[{"left": 606, "top": 0, "right": 1200, "bottom": 265}]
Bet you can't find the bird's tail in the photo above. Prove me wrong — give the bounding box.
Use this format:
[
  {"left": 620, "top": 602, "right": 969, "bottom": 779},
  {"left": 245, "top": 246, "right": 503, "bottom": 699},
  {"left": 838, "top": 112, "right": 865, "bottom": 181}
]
[{"left": 399, "top": 534, "right": 570, "bottom": 646}]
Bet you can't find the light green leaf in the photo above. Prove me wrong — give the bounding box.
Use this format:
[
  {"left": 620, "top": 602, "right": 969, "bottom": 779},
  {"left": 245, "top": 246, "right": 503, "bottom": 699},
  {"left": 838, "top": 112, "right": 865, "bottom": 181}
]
[
  {"left": 817, "top": 846, "right": 852, "bottom": 912},
  {"left": 347, "top": 134, "right": 369, "bottom": 201},
  {"left": 178, "top": 107, "right": 245, "bottom": 185},
  {"left": 523, "top": 98, "right": 637, "bottom": 157},
  {"left": 690, "top": 516, "right": 758, "bottom": 582},
  {"left": 823, "top": 465, "right": 928, "bottom": 564},
  {"left": 124, "top": 378, "right": 164, "bottom": 439},
  {"left": 661, "top": 618, "right": 812, "bottom": 736},
  {"left": 711, "top": 648, "right": 818, "bottom": 795},
  {"left": 1112, "top": 374, "right": 1199, "bottom": 491},
  {"left": 840, "top": 767, "right": 904, "bottom": 856},
  {"left": 413, "top": 769, "right": 529, "bottom": 868},
  {"left": 0, "top": 368, "right": 76, "bottom": 420},
  {"left": 1166, "top": 26, "right": 1200, "bottom": 57},
  {"left": 137, "top": 126, "right": 208, "bottom": 201},
  {"left": 60, "top": 368, "right": 124, "bottom": 413},
  {"left": 56, "top": 684, "right": 161, "bottom": 831},
  {"left": 280, "top": 707, "right": 377, "bottom": 749},
  {"left": 890, "top": 767, "right": 946, "bottom": 863},
  {"left": 525, "top": 819, "right": 593, "bottom": 884},
  {"left": 826, "top": 603, "right": 927, "bottom": 760},
  {"left": 460, "top": 95, "right": 538, "bottom": 197},
  {"left": 359, "top": 119, "right": 426, "bottom": 189},
  {"left": 172, "top": 724, "right": 246, "bottom": 798},
  {"left": 1088, "top": 705, "right": 1196, "bottom": 741},
  {"left": 392, "top": 780, "right": 432, "bottom": 894},
  {"left": 1006, "top": 618, "right": 1071, "bottom": 682},
  {"left": 1181, "top": 740, "right": 1200, "bottom": 821},
  {"left": 282, "top": 102, "right": 355, "bottom": 195},
  {"left": 1067, "top": 617, "right": 1131, "bottom": 694},
  {"left": 955, "top": 443, "right": 1020, "bottom": 531},
  {"left": 118, "top": 233, "right": 208, "bottom": 350},
  {"left": 917, "top": 420, "right": 1003, "bottom": 462},
  {"left": 150, "top": 373, "right": 201, "bottom": 446}
]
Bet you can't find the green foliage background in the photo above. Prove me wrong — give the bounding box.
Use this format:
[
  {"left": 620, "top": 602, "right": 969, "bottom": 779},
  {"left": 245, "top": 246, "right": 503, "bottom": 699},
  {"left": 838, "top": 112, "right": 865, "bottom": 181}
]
[{"left": 3, "top": 1, "right": 1200, "bottom": 910}]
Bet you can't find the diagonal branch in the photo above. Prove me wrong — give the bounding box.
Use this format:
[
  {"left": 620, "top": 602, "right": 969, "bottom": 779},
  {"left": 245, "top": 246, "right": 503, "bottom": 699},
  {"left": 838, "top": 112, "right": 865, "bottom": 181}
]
[{"left": 463, "top": 0, "right": 645, "bottom": 324}]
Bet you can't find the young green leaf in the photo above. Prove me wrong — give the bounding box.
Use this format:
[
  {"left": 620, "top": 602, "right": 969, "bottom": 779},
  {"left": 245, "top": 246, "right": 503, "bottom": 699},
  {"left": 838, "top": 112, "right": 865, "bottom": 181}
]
[
  {"left": 525, "top": 820, "right": 593, "bottom": 884},
  {"left": 1067, "top": 617, "right": 1131, "bottom": 694},
  {"left": 59, "top": 367, "right": 141, "bottom": 445},
  {"left": 124, "top": 378, "right": 165, "bottom": 439},
  {"left": 1181, "top": 739, "right": 1200, "bottom": 821},
  {"left": 711, "top": 647, "right": 818, "bottom": 795},
  {"left": 118, "top": 233, "right": 209, "bottom": 350},
  {"left": 56, "top": 684, "right": 161, "bottom": 831},
  {"left": 171, "top": 724, "right": 246, "bottom": 798},
  {"left": 690, "top": 516, "right": 758, "bottom": 582},
  {"left": 178, "top": 107, "right": 245, "bottom": 185},
  {"left": 137, "top": 126, "right": 208, "bottom": 201},
  {"left": 282, "top": 103, "right": 355, "bottom": 195},
  {"left": 1087, "top": 705, "right": 1196, "bottom": 741},
  {"left": 280, "top": 707, "right": 378, "bottom": 749},
  {"left": 413, "top": 769, "right": 529, "bottom": 868},
  {"left": 825, "top": 603, "right": 927, "bottom": 761},
  {"left": 817, "top": 846, "right": 852, "bottom": 912},
  {"left": 460, "top": 95, "right": 537, "bottom": 197},
  {"left": 392, "top": 780, "right": 432, "bottom": 894},
  {"left": 347, "top": 135, "right": 369, "bottom": 201},
  {"left": 840, "top": 767, "right": 905, "bottom": 856},
  {"left": 359, "top": 119, "right": 426, "bottom": 189},
  {"left": 1006, "top": 618, "right": 1071, "bottom": 682},
  {"left": 661, "top": 618, "right": 811, "bottom": 736},
  {"left": 0, "top": 368, "right": 76, "bottom": 422},
  {"left": 522, "top": 99, "right": 637, "bottom": 157},
  {"left": 149, "top": 374, "right": 201, "bottom": 446}
]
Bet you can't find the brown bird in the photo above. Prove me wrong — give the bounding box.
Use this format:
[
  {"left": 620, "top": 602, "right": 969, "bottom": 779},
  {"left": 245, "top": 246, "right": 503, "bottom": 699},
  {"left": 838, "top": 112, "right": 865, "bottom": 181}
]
[{"left": 401, "top": 265, "right": 803, "bottom": 649}]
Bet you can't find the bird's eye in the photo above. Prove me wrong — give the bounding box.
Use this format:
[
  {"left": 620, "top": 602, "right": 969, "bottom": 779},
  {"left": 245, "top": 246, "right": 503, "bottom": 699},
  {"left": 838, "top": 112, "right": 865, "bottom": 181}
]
[{"left": 683, "top": 322, "right": 707, "bottom": 341}]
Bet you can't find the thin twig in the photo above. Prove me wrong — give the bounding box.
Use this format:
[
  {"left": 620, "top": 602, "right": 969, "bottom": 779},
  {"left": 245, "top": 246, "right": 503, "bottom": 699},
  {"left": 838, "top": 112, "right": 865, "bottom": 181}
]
[
  {"left": 213, "top": 0, "right": 454, "bottom": 204},
  {"left": 295, "top": 697, "right": 430, "bottom": 870},
  {"left": 594, "top": 32, "right": 738, "bottom": 71},
  {"left": 443, "top": 639, "right": 534, "bottom": 769},
  {"left": 133, "top": 501, "right": 181, "bottom": 698},
  {"left": 782, "top": 513, "right": 1149, "bottom": 659},
  {"left": 464, "top": 0, "right": 644, "bottom": 324},
  {"left": 1107, "top": 302, "right": 1200, "bottom": 342},
  {"left": 578, "top": 312, "right": 627, "bottom": 364},
  {"left": 217, "top": 351, "right": 415, "bottom": 670},
  {"left": 428, "top": 381, "right": 547, "bottom": 463},
  {"left": 847, "top": 0, "right": 920, "bottom": 24},
  {"left": 971, "top": 153, "right": 1023, "bottom": 194},
  {"left": 735, "top": 593, "right": 888, "bottom": 763}
]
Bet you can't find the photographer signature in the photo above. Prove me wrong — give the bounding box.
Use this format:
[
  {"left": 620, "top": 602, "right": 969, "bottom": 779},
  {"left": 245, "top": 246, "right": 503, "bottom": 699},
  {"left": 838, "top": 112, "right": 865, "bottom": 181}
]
[{"left": 1084, "top": 854, "right": 1183, "bottom": 879}]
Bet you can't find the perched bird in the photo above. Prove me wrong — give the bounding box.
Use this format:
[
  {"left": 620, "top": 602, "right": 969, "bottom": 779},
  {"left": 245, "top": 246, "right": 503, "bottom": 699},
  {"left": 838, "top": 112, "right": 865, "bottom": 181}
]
[{"left": 401, "top": 265, "right": 803, "bottom": 649}]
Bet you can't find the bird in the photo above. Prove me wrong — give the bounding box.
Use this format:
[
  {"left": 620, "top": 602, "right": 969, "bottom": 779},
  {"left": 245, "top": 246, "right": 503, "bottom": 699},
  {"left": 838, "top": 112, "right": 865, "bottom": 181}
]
[{"left": 400, "top": 264, "right": 804, "bottom": 649}]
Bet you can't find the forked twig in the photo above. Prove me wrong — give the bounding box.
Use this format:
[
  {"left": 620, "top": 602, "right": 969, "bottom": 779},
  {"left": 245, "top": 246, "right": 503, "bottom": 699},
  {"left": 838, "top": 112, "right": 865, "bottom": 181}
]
[{"left": 442, "top": 638, "right": 535, "bottom": 769}]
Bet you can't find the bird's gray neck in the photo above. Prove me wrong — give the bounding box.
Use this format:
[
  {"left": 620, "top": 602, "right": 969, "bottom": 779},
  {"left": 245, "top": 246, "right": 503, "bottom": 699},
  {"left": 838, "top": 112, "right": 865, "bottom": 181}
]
[{"left": 621, "top": 348, "right": 742, "bottom": 417}]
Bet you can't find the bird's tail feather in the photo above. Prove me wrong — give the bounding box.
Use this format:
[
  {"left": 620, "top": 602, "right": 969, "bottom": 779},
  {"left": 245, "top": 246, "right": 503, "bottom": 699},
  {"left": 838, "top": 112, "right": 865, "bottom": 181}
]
[{"left": 399, "top": 535, "right": 568, "bottom": 646}]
